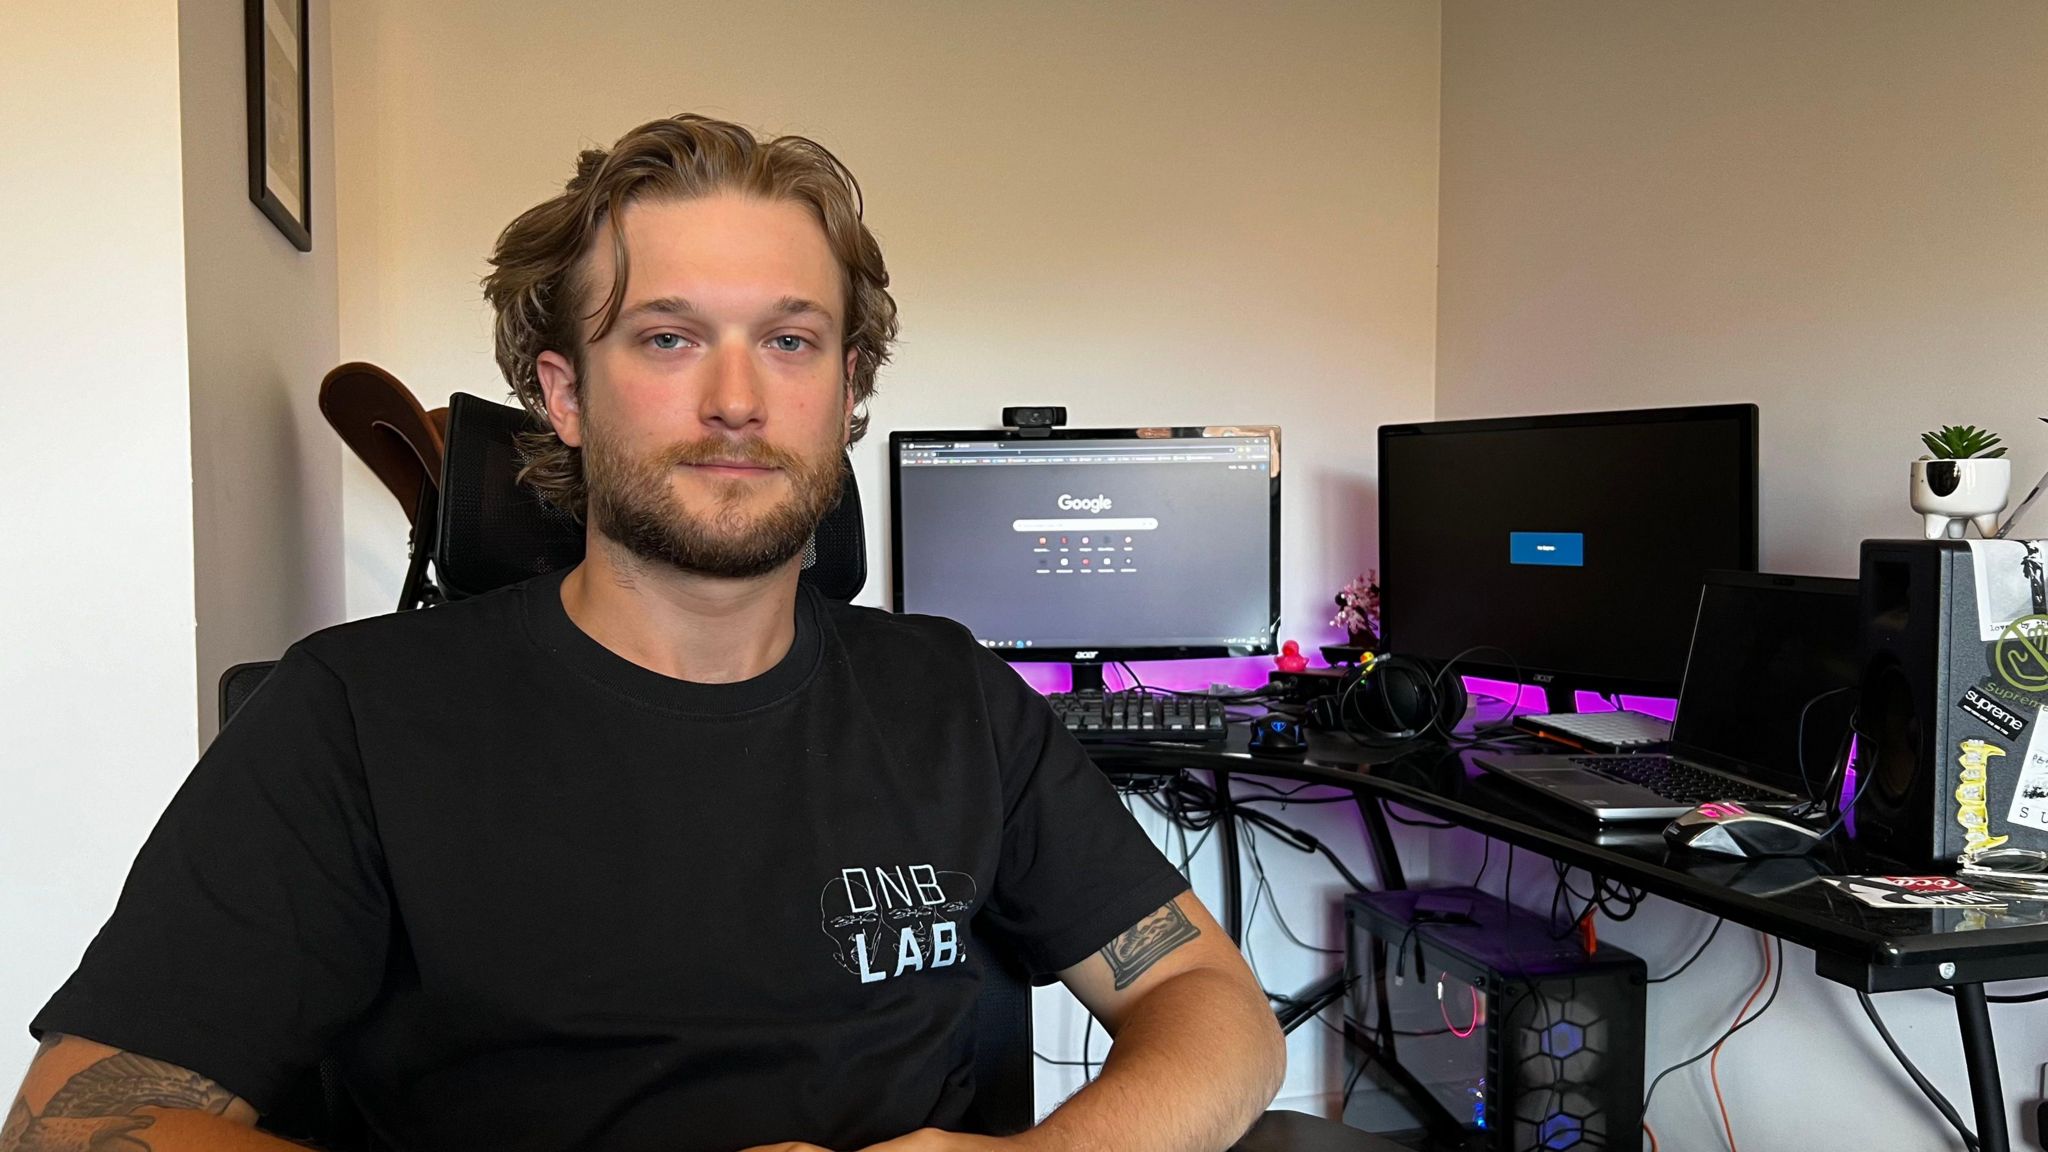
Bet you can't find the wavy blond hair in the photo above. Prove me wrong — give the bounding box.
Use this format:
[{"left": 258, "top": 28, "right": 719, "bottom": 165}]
[{"left": 481, "top": 114, "right": 898, "bottom": 519}]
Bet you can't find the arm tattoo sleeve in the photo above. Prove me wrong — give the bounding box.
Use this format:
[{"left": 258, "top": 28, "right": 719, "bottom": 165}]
[
  {"left": 6, "top": 1041, "right": 237, "bottom": 1152},
  {"left": 1100, "top": 901, "right": 1201, "bottom": 991}
]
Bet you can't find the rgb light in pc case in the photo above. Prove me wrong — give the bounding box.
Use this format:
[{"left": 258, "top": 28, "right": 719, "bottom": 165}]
[{"left": 1344, "top": 888, "right": 1645, "bottom": 1151}]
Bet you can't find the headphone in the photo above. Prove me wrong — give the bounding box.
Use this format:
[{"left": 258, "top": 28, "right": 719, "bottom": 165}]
[{"left": 1309, "top": 653, "right": 1470, "bottom": 745}]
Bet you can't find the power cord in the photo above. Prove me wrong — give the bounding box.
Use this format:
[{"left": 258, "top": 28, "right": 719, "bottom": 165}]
[
  {"left": 1642, "top": 935, "right": 1785, "bottom": 1131},
  {"left": 1857, "top": 990, "right": 1979, "bottom": 1151},
  {"left": 1648, "top": 918, "right": 1724, "bottom": 983}
]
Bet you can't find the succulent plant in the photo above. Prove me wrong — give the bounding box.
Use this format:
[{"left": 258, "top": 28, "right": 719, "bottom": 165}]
[{"left": 1921, "top": 425, "right": 2007, "bottom": 460}]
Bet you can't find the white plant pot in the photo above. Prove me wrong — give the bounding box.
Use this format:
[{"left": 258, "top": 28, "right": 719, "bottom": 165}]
[{"left": 1911, "top": 457, "right": 2011, "bottom": 539}]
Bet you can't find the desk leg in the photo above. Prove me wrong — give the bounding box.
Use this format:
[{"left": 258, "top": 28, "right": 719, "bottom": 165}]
[
  {"left": 1355, "top": 796, "right": 1407, "bottom": 891},
  {"left": 1953, "top": 983, "right": 2009, "bottom": 1152},
  {"left": 1215, "top": 769, "right": 1242, "bottom": 944}
]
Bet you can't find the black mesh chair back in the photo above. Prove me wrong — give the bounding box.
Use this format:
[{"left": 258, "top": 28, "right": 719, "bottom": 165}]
[
  {"left": 434, "top": 393, "right": 865, "bottom": 602},
  {"left": 218, "top": 661, "right": 281, "bottom": 729},
  {"left": 433, "top": 393, "right": 586, "bottom": 601}
]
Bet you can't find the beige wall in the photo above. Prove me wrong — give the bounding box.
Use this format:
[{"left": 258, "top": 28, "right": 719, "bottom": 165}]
[
  {"left": 332, "top": 0, "right": 1442, "bottom": 1110},
  {"left": 181, "top": 0, "right": 345, "bottom": 743},
  {"left": 1437, "top": 0, "right": 2048, "bottom": 577},
  {"left": 1435, "top": 3, "right": 2048, "bottom": 1145},
  {"left": 333, "top": 0, "right": 1441, "bottom": 636},
  {"left": 0, "top": 0, "right": 198, "bottom": 1092}
]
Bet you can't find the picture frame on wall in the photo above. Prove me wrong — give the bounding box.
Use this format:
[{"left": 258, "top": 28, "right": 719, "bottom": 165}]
[{"left": 245, "top": 0, "right": 311, "bottom": 251}]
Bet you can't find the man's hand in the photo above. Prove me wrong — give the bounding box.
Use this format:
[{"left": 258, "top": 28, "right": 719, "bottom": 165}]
[{"left": 735, "top": 1145, "right": 837, "bottom": 1152}]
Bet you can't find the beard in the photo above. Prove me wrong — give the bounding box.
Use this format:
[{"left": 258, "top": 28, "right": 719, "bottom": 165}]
[{"left": 582, "top": 424, "right": 844, "bottom": 580}]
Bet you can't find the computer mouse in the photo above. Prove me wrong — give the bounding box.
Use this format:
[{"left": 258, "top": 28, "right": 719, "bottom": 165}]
[
  {"left": 1663, "top": 801, "right": 1825, "bottom": 858},
  {"left": 1249, "top": 714, "right": 1307, "bottom": 755}
]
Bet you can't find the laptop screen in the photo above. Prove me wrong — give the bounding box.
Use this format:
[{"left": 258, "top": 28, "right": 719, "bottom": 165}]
[{"left": 1670, "top": 575, "right": 1862, "bottom": 797}]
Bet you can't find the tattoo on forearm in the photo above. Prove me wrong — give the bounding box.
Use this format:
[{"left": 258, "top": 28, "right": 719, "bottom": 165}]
[
  {"left": 1101, "top": 901, "right": 1200, "bottom": 990},
  {"left": 5, "top": 1038, "right": 236, "bottom": 1152}
]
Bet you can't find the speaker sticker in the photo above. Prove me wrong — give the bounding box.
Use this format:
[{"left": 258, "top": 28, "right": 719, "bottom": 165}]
[
  {"left": 2004, "top": 718, "right": 2048, "bottom": 834},
  {"left": 1961, "top": 685, "right": 2029, "bottom": 739},
  {"left": 1966, "top": 540, "right": 2048, "bottom": 643}
]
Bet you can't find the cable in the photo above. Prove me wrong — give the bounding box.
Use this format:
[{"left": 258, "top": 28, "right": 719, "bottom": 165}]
[
  {"left": 1240, "top": 823, "right": 1343, "bottom": 955},
  {"left": 1708, "top": 931, "right": 1773, "bottom": 1152},
  {"left": 1548, "top": 860, "right": 1646, "bottom": 939},
  {"left": 1794, "top": 686, "right": 1857, "bottom": 800},
  {"left": 1341, "top": 1052, "right": 1369, "bottom": 1111},
  {"left": 1383, "top": 806, "right": 1457, "bottom": 829},
  {"left": 1858, "top": 991, "right": 1980, "bottom": 1151},
  {"left": 1649, "top": 918, "right": 1725, "bottom": 983},
  {"left": 1111, "top": 661, "right": 1275, "bottom": 702},
  {"left": 1234, "top": 777, "right": 1340, "bottom": 800},
  {"left": 1813, "top": 754, "right": 1878, "bottom": 842},
  {"left": 1642, "top": 936, "right": 1785, "bottom": 1123},
  {"left": 1470, "top": 836, "right": 1492, "bottom": 890}
]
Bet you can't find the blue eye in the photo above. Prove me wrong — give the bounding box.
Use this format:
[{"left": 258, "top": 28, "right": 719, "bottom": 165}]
[
  {"left": 650, "top": 333, "right": 685, "bottom": 351},
  {"left": 770, "top": 334, "right": 809, "bottom": 353}
]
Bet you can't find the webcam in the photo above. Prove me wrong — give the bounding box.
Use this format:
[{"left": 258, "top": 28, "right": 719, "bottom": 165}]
[{"left": 1002, "top": 406, "right": 1068, "bottom": 438}]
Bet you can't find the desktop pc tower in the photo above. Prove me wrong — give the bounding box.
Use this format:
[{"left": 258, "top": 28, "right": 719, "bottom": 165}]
[{"left": 1343, "top": 888, "right": 1644, "bottom": 1152}]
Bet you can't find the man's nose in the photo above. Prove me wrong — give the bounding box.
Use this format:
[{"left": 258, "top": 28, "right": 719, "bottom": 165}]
[{"left": 701, "top": 340, "right": 766, "bottom": 430}]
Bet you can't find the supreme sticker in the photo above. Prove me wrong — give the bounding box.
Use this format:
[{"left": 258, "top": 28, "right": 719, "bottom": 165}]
[{"left": 1961, "top": 685, "right": 2029, "bottom": 740}]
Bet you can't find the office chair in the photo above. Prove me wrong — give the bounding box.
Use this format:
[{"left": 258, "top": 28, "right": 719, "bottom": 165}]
[
  {"left": 222, "top": 394, "right": 1395, "bottom": 1152},
  {"left": 318, "top": 363, "right": 449, "bottom": 611}
]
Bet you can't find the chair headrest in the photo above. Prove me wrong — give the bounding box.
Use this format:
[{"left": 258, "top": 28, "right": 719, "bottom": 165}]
[
  {"left": 319, "top": 361, "right": 446, "bottom": 528},
  {"left": 435, "top": 393, "right": 865, "bottom": 602}
]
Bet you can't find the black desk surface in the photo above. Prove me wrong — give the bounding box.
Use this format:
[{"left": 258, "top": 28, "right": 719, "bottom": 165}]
[{"left": 1086, "top": 720, "right": 2048, "bottom": 993}]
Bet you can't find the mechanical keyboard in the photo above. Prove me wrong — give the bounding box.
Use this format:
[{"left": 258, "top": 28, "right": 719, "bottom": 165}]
[{"left": 1048, "top": 689, "right": 1229, "bottom": 743}]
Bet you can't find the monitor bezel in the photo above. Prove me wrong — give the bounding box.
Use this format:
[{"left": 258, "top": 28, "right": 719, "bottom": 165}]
[
  {"left": 1375, "top": 403, "right": 1760, "bottom": 703},
  {"left": 888, "top": 425, "right": 1283, "bottom": 664}
]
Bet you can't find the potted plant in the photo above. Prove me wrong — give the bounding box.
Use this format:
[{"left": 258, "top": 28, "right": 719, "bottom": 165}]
[
  {"left": 1332, "top": 571, "right": 1381, "bottom": 649},
  {"left": 1912, "top": 425, "right": 2011, "bottom": 539}
]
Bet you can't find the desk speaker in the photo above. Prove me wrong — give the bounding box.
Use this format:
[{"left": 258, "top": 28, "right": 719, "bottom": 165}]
[{"left": 1857, "top": 539, "right": 2048, "bottom": 867}]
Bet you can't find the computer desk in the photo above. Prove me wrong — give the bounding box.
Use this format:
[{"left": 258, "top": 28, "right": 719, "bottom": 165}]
[{"left": 1087, "top": 710, "right": 2048, "bottom": 1152}]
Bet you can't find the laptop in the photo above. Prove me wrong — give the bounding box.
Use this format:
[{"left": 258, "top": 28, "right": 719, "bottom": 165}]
[{"left": 1474, "top": 571, "right": 1861, "bottom": 822}]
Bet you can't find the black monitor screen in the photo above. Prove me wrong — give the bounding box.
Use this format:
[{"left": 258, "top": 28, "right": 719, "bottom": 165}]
[
  {"left": 890, "top": 429, "right": 1280, "bottom": 660},
  {"left": 1378, "top": 405, "right": 1758, "bottom": 694},
  {"left": 1673, "top": 574, "right": 1861, "bottom": 795}
]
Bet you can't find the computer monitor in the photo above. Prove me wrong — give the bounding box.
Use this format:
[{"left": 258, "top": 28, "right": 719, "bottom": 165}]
[
  {"left": 890, "top": 426, "right": 1281, "bottom": 689},
  {"left": 1672, "top": 572, "right": 1861, "bottom": 797},
  {"left": 1377, "top": 404, "right": 1759, "bottom": 706}
]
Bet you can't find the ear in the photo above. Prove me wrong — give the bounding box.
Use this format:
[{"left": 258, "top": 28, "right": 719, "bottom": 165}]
[
  {"left": 535, "top": 351, "right": 584, "bottom": 448},
  {"left": 841, "top": 349, "right": 859, "bottom": 444}
]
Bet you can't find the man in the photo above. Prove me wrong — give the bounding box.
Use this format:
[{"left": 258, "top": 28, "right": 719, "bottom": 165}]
[{"left": 5, "top": 115, "right": 1282, "bottom": 1152}]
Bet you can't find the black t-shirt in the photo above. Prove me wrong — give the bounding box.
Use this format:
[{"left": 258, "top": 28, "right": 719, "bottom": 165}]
[{"left": 33, "top": 572, "right": 1188, "bottom": 1152}]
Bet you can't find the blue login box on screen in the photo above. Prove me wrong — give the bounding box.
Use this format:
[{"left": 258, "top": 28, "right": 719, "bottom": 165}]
[{"left": 1510, "top": 532, "right": 1584, "bottom": 567}]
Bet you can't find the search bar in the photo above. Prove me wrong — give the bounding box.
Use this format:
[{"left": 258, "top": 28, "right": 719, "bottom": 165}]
[{"left": 1012, "top": 518, "right": 1159, "bottom": 532}]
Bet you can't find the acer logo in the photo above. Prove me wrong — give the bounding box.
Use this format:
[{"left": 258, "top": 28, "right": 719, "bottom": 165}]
[
  {"left": 1075, "top": 651, "right": 1100, "bottom": 659},
  {"left": 1058, "top": 494, "right": 1113, "bottom": 513}
]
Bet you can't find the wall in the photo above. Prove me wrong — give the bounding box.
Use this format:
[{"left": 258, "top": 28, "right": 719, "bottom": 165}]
[
  {"left": 0, "top": 0, "right": 198, "bottom": 1091},
  {"left": 1436, "top": 0, "right": 2048, "bottom": 576},
  {"left": 1435, "top": 2, "right": 2048, "bottom": 1146},
  {"left": 180, "top": 0, "right": 344, "bottom": 745},
  {"left": 332, "top": 0, "right": 1443, "bottom": 1115}
]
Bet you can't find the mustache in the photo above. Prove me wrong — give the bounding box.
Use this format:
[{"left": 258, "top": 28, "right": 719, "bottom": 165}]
[{"left": 658, "top": 438, "right": 803, "bottom": 470}]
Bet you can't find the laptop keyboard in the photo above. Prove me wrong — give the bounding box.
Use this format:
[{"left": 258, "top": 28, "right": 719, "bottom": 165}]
[{"left": 1570, "top": 755, "right": 1790, "bottom": 805}]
